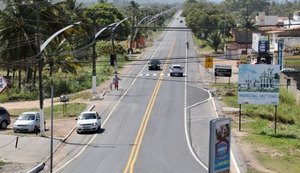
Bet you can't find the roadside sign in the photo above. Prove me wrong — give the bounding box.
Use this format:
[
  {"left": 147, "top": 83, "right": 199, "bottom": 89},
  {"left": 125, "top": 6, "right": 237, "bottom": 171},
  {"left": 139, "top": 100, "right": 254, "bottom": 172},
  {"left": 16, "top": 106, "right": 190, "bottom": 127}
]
[
  {"left": 0, "top": 76, "right": 8, "bottom": 93},
  {"left": 209, "top": 117, "right": 231, "bottom": 173},
  {"left": 278, "top": 41, "right": 284, "bottom": 70},
  {"left": 205, "top": 56, "right": 213, "bottom": 68},
  {"left": 238, "top": 64, "right": 280, "bottom": 105},
  {"left": 214, "top": 65, "right": 232, "bottom": 77}
]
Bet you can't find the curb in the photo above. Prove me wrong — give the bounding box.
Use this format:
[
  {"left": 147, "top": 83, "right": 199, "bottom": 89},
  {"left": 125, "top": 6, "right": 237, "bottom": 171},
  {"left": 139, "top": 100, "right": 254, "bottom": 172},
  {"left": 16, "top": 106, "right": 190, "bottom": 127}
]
[{"left": 27, "top": 162, "right": 45, "bottom": 173}]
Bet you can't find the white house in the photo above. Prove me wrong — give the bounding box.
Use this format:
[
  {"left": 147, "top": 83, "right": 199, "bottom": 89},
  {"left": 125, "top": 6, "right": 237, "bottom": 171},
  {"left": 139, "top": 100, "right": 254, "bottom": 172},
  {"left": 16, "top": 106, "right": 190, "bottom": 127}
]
[{"left": 256, "top": 12, "right": 278, "bottom": 26}]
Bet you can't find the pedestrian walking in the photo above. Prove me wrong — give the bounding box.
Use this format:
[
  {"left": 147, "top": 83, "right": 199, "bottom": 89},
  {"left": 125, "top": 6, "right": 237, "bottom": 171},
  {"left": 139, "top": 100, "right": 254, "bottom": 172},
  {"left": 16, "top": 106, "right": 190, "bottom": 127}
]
[
  {"left": 112, "top": 75, "right": 121, "bottom": 90},
  {"left": 186, "top": 41, "right": 189, "bottom": 49}
]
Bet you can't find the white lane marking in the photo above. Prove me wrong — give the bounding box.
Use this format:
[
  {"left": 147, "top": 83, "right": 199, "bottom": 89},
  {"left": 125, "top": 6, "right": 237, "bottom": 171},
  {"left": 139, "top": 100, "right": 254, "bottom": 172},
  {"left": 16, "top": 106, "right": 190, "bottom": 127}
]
[
  {"left": 54, "top": 29, "right": 170, "bottom": 173},
  {"left": 184, "top": 32, "right": 208, "bottom": 170},
  {"left": 186, "top": 99, "right": 209, "bottom": 109},
  {"left": 194, "top": 46, "right": 241, "bottom": 173}
]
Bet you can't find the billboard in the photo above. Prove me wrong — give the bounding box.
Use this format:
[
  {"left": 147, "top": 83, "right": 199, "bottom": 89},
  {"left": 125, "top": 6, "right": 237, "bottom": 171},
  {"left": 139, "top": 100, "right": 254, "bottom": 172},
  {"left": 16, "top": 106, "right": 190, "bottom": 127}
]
[
  {"left": 209, "top": 117, "right": 231, "bottom": 173},
  {"left": 258, "top": 40, "right": 269, "bottom": 55},
  {"left": 238, "top": 64, "right": 280, "bottom": 105}
]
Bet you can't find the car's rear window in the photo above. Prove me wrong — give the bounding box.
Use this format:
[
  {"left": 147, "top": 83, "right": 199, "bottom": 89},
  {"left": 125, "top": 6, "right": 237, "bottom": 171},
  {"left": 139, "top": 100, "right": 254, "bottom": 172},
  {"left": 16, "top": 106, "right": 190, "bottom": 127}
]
[{"left": 151, "top": 60, "right": 160, "bottom": 64}]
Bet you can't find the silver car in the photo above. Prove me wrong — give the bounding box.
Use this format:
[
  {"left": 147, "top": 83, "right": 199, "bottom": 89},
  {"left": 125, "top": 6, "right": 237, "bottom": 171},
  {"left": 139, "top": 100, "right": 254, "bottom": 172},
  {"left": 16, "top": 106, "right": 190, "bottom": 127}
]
[
  {"left": 13, "top": 112, "right": 40, "bottom": 133},
  {"left": 76, "top": 111, "right": 101, "bottom": 134},
  {"left": 170, "top": 64, "right": 184, "bottom": 77}
]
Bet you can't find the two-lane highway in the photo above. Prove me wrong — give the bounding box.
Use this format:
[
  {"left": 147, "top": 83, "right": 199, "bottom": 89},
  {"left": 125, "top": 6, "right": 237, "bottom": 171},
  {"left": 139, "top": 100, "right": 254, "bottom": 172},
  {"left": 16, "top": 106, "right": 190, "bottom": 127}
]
[{"left": 54, "top": 13, "right": 213, "bottom": 173}]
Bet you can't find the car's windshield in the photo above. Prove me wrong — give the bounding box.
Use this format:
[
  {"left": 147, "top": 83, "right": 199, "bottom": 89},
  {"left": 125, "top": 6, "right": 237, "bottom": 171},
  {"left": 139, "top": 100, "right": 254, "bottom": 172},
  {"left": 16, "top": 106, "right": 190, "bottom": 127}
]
[
  {"left": 18, "top": 114, "right": 35, "bottom": 120},
  {"left": 173, "top": 66, "right": 181, "bottom": 69},
  {"left": 79, "top": 113, "right": 96, "bottom": 120}
]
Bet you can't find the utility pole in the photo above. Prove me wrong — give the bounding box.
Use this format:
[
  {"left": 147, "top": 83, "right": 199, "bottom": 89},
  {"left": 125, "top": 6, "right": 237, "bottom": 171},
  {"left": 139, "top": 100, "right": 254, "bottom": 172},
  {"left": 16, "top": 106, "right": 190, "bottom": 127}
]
[
  {"left": 111, "top": 28, "right": 117, "bottom": 74},
  {"left": 36, "top": 2, "right": 45, "bottom": 135},
  {"left": 92, "top": 15, "right": 97, "bottom": 93},
  {"left": 129, "top": 14, "right": 135, "bottom": 57},
  {"left": 245, "top": 4, "right": 249, "bottom": 56}
]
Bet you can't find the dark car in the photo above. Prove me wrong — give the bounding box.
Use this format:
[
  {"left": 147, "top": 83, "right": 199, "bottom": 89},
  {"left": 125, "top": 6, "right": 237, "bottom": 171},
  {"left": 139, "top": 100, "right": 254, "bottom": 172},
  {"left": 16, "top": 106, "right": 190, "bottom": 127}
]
[
  {"left": 180, "top": 20, "right": 183, "bottom": 23},
  {"left": 148, "top": 59, "right": 161, "bottom": 70},
  {"left": 0, "top": 107, "right": 10, "bottom": 129}
]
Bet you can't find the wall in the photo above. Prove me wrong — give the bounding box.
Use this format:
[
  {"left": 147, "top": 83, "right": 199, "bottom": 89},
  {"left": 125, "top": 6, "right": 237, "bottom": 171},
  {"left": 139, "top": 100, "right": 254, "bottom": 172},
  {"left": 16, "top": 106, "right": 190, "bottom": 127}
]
[{"left": 280, "top": 73, "right": 300, "bottom": 104}]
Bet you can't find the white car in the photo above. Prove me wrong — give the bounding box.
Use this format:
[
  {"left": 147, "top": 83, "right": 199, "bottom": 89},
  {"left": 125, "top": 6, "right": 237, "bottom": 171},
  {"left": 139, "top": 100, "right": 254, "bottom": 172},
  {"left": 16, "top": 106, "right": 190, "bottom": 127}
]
[
  {"left": 170, "top": 64, "right": 184, "bottom": 77},
  {"left": 13, "top": 112, "right": 41, "bottom": 133},
  {"left": 76, "top": 111, "right": 101, "bottom": 134}
]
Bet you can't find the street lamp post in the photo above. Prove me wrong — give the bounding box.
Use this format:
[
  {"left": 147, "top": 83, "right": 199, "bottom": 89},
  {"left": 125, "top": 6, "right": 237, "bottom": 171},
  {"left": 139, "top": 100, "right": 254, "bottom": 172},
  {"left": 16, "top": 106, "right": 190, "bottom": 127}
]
[
  {"left": 39, "top": 22, "right": 81, "bottom": 173},
  {"left": 39, "top": 22, "right": 81, "bottom": 135},
  {"left": 91, "top": 22, "right": 117, "bottom": 93},
  {"left": 110, "top": 17, "right": 129, "bottom": 74}
]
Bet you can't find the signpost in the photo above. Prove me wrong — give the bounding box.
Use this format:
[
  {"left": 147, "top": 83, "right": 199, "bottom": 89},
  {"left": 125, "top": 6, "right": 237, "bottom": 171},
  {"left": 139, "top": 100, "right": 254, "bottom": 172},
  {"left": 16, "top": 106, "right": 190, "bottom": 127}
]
[
  {"left": 209, "top": 117, "right": 231, "bottom": 173},
  {"left": 214, "top": 65, "right": 232, "bottom": 84},
  {"left": 237, "top": 64, "right": 280, "bottom": 132},
  {"left": 214, "top": 65, "right": 232, "bottom": 77},
  {"left": 278, "top": 41, "right": 284, "bottom": 70},
  {"left": 0, "top": 76, "right": 8, "bottom": 93},
  {"left": 205, "top": 56, "right": 213, "bottom": 68}
]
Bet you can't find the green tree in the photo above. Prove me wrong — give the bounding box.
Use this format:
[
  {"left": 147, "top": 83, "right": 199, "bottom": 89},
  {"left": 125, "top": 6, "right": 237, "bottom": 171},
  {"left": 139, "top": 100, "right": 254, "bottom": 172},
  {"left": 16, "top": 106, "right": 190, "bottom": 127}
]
[{"left": 206, "top": 30, "right": 223, "bottom": 53}]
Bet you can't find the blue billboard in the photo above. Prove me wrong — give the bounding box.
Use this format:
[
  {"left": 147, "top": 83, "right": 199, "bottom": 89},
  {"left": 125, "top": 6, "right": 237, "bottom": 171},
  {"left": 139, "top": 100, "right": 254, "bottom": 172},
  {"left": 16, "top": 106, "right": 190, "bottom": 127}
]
[
  {"left": 258, "top": 40, "right": 269, "bottom": 55},
  {"left": 209, "top": 117, "right": 231, "bottom": 173}
]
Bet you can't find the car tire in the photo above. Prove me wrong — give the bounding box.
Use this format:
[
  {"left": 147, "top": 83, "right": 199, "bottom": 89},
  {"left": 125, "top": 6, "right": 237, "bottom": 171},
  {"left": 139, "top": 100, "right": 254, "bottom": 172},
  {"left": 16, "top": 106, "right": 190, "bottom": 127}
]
[
  {"left": 0, "top": 121, "right": 8, "bottom": 129},
  {"left": 77, "top": 130, "right": 81, "bottom": 134}
]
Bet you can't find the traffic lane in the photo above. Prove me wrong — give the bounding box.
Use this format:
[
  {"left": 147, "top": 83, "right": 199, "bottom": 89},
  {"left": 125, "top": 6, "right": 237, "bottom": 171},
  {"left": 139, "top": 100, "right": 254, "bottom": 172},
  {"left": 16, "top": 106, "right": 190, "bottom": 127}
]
[
  {"left": 134, "top": 74, "right": 207, "bottom": 173},
  {"left": 54, "top": 31, "right": 176, "bottom": 173},
  {"left": 55, "top": 72, "right": 159, "bottom": 173}
]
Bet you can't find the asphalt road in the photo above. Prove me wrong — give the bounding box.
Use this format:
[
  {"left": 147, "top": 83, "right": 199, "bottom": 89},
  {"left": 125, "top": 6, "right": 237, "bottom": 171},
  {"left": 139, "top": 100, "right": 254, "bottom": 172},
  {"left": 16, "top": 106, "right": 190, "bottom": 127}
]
[{"left": 52, "top": 13, "right": 217, "bottom": 173}]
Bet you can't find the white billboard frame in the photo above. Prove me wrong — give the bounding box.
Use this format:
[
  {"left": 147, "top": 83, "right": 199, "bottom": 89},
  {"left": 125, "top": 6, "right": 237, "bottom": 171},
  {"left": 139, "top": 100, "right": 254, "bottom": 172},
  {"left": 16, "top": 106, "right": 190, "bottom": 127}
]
[{"left": 238, "top": 64, "right": 280, "bottom": 105}]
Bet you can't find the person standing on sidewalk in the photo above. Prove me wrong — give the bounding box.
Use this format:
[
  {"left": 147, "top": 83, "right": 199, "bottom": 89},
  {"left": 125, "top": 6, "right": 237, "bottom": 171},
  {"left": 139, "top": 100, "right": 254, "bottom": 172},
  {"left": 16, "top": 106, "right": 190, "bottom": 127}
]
[{"left": 112, "top": 74, "right": 121, "bottom": 90}]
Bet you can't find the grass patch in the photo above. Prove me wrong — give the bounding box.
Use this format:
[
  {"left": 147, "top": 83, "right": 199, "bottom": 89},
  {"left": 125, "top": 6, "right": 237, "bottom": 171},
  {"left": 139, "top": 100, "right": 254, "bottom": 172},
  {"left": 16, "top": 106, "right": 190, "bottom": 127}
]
[
  {"left": 213, "top": 83, "right": 300, "bottom": 173},
  {"left": 0, "top": 160, "right": 7, "bottom": 166},
  {"left": 8, "top": 102, "right": 87, "bottom": 119},
  {"left": 193, "top": 35, "right": 213, "bottom": 52},
  {"left": 243, "top": 131, "right": 300, "bottom": 173}
]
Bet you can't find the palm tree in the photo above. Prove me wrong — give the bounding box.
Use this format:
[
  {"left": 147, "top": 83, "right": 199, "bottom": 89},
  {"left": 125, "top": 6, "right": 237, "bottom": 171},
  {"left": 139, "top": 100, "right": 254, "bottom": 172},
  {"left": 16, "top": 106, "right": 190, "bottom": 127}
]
[
  {"left": 206, "top": 30, "right": 223, "bottom": 53},
  {"left": 0, "top": 1, "right": 38, "bottom": 89}
]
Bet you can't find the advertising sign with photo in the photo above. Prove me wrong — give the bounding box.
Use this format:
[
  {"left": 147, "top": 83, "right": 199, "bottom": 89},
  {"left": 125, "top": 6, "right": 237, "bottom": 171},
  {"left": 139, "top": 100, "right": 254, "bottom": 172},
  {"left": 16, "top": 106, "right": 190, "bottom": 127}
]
[
  {"left": 238, "top": 64, "right": 280, "bottom": 105},
  {"left": 209, "top": 117, "right": 231, "bottom": 173}
]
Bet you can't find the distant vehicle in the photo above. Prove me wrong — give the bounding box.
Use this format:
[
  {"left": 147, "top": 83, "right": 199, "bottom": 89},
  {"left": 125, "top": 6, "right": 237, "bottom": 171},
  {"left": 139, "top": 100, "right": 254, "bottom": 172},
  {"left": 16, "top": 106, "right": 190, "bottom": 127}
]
[
  {"left": 13, "top": 112, "right": 40, "bottom": 133},
  {"left": 76, "top": 111, "right": 101, "bottom": 134},
  {"left": 170, "top": 64, "right": 184, "bottom": 77},
  {"left": 148, "top": 59, "right": 161, "bottom": 70},
  {"left": 0, "top": 107, "right": 10, "bottom": 129},
  {"left": 180, "top": 20, "right": 183, "bottom": 23},
  {"left": 281, "top": 68, "right": 297, "bottom": 72}
]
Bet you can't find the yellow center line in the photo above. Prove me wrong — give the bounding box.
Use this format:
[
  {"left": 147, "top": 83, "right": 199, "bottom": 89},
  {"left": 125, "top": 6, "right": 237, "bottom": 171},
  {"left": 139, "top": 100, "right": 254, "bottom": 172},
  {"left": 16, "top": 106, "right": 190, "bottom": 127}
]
[{"left": 123, "top": 36, "right": 177, "bottom": 173}]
